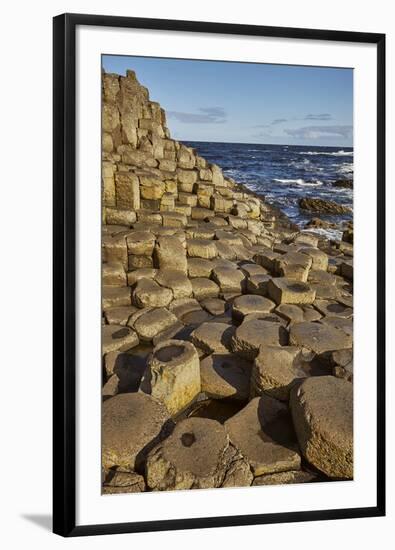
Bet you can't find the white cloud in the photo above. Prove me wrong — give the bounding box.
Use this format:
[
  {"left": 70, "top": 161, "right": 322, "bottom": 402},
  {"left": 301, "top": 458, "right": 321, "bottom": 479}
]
[
  {"left": 168, "top": 107, "right": 226, "bottom": 124},
  {"left": 284, "top": 125, "right": 353, "bottom": 140}
]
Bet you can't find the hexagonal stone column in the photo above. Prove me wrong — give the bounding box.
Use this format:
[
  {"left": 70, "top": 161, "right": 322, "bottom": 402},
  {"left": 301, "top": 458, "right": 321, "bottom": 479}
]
[
  {"left": 289, "top": 321, "right": 352, "bottom": 354},
  {"left": 231, "top": 319, "right": 286, "bottom": 359},
  {"left": 225, "top": 395, "right": 301, "bottom": 476},
  {"left": 140, "top": 339, "right": 201, "bottom": 415},
  {"left": 200, "top": 354, "right": 252, "bottom": 401},
  {"left": 268, "top": 277, "right": 316, "bottom": 305},
  {"left": 290, "top": 376, "right": 353, "bottom": 478},
  {"left": 102, "top": 393, "right": 172, "bottom": 471},
  {"left": 146, "top": 418, "right": 235, "bottom": 490},
  {"left": 232, "top": 294, "right": 275, "bottom": 323}
]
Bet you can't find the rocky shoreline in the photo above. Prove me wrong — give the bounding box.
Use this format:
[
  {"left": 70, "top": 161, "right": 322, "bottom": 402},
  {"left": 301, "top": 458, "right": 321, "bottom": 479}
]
[{"left": 101, "top": 69, "right": 353, "bottom": 494}]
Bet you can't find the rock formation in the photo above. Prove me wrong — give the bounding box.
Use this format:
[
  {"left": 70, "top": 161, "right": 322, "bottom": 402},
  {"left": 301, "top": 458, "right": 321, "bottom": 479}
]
[{"left": 101, "top": 69, "right": 354, "bottom": 492}]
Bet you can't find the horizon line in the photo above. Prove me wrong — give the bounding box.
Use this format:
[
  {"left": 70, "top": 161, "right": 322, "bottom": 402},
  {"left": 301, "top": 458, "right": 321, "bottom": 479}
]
[{"left": 181, "top": 139, "right": 353, "bottom": 149}]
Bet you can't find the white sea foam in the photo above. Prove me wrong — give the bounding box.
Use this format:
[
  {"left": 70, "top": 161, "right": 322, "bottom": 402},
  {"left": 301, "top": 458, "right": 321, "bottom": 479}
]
[
  {"left": 274, "top": 178, "right": 323, "bottom": 187},
  {"left": 303, "top": 227, "right": 343, "bottom": 241},
  {"left": 299, "top": 150, "right": 353, "bottom": 157},
  {"left": 338, "top": 163, "right": 354, "bottom": 174}
]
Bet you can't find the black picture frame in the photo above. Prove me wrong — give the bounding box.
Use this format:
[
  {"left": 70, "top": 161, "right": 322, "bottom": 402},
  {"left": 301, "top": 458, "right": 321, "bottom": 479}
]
[{"left": 53, "top": 12, "right": 386, "bottom": 537}]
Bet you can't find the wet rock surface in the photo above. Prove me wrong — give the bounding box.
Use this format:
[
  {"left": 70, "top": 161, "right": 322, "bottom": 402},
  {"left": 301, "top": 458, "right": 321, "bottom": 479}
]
[{"left": 101, "top": 68, "right": 354, "bottom": 493}]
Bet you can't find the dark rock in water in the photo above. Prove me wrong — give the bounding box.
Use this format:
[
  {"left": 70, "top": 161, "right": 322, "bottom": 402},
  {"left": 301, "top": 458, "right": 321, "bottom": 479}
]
[
  {"left": 305, "top": 217, "right": 335, "bottom": 230},
  {"left": 299, "top": 197, "right": 351, "bottom": 215},
  {"left": 332, "top": 179, "right": 353, "bottom": 189},
  {"left": 342, "top": 227, "right": 353, "bottom": 244}
]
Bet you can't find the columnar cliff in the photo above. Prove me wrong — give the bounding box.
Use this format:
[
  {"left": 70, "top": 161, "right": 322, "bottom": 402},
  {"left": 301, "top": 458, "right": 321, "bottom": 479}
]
[
  {"left": 102, "top": 69, "right": 293, "bottom": 232},
  {"left": 101, "top": 69, "right": 353, "bottom": 494}
]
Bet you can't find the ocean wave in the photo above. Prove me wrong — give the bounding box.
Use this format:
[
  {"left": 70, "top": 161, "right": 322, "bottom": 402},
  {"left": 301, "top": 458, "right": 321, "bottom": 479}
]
[
  {"left": 305, "top": 227, "right": 343, "bottom": 241},
  {"left": 337, "top": 164, "right": 354, "bottom": 174},
  {"left": 299, "top": 150, "right": 353, "bottom": 157},
  {"left": 273, "top": 178, "right": 323, "bottom": 187}
]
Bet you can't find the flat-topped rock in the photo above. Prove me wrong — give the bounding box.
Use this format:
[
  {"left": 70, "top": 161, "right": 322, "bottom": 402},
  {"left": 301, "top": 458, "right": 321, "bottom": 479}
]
[
  {"left": 320, "top": 316, "right": 353, "bottom": 337},
  {"left": 308, "top": 269, "right": 337, "bottom": 286},
  {"left": 178, "top": 192, "right": 198, "bottom": 207},
  {"left": 155, "top": 269, "right": 193, "bottom": 299},
  {"left": 253, "top": 470, "right": 317, "bottom": 486},
  {"left": 187, "top": 239, "right": 218, "bottom": 259},
  {"left": 126, "top": 230, "right": 155, "bottom": 256},
  {"left": 131, "top": 307, "right": 179, "bottom": 342},
  {"left": 231, "top": 318, "right": 286, "bottom": 359},
  {"left": 225, "top": 395, "right": 301, "bottom": 476},
  {"left": 145, "top": 418, "right": 232, "bottom": 490},
  {"left": 300, "top": 247, "right": 329, "bottom": 271},
  {"left": 102, "top": 393, "right": 172, "bottom": 471},
  {"left": 268, "top": 277, "right": 316, "bottom": 305},
  {"left": 294, "top": 232, "right": 319, "bottom": 248},
  {"left": 314, "top": 299, "right": 353, "bottom": 319},
  {"left": 102, "top": 261, "right": 127, "bottom": 286},
  {"left": 162, "top": 211, "right": 188, "bottom": 228},
  {"left": 140, "top": 339, "right": 201, "bottom": 415},
  {"left": 191, "top": 207, "right": 215, "bottom": 220},
  {"left": 127, "top": 268, "right": 157, "bottom": 286},
  {"left": 105, "top": 208, "right": 137, "bottom": 227},
  {"left": 215, "top": 240, "right": 237, "bottom": 260},
  {"left": 251, "top": 345, "right": 305, "bottom": 401},
  {"left": 152, "top": 319, "right": 184, "bottom": 345},
  {"left": 191, "top": 277, "right": 220, "bottom": 300},
  {"left": 102, "top": 286, "right": 131, "bottom": 309},
  {"left": 200, "top": 297, "right": 228, "bottom": 316},
  {"left": 102, "top": 233, "right": 128, "bottom": 268},
  {"left": 240, "top": 263, "right": 268, "bottom": 278},
  {"left": 102, "top": 324, "right": 139, "bottom": 354},
  {"left": 168, "top": 297, "right": 202, "bottom": 319},
  {"left": 275, "top": 251, "right": 312, "bottom": 282},
  {"left": 104, "top": 305, "right": 138, "bottom": 326},
  {"left": 246, "top": 274, "right": 272, "bottom": 295},
  {"left": 191, "top": 322, "right": 235, "bottom": 354},
  {"left": 187, "top": 257, "right": 213, "bottom": 278},
  {"left": 290, "top": 376, "right": 353, "bottom": 478},
  {"left": 128, "top": 254, "right": 153, "bottom": 270},
  {"left": 154, "top": 235, "right": 188, "bottom": 274},
  {"left": 232, "top": 294, "right": 275, "bottom": 323},
  {"left": 133, "top": 278, "right": 173, "bottom": 308},
  {"left": 253, "top": 249, "right": 281, "bottom": 272},
  {"left": 275, "top": 304, "right": 304, "bottom": 324},
  {"left": 289, "top": 321, "right": 352, "bottom": 354},
  {"left": 200, "top": 353, "right": 253, "bottom": 400},
  {"left": 212, "top": 266, "right": 246, "bottom": 292}
]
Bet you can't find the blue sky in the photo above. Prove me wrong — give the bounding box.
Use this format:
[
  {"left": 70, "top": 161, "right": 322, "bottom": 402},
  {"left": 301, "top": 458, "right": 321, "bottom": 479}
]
[{"left": 102, "top": 55, "right": 353, "bottom": 147}]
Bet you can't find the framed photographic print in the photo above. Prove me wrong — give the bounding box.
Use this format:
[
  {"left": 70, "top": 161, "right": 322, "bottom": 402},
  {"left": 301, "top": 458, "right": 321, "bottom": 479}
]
[{"left": 53, "top": 13, "right": 385, "bottom": 537}]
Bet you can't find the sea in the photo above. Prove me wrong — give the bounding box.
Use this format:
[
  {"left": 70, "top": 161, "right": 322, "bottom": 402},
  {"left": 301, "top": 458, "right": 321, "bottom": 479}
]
[{"left": 185, "top": 142, "right": 353, "bottom": 238}]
